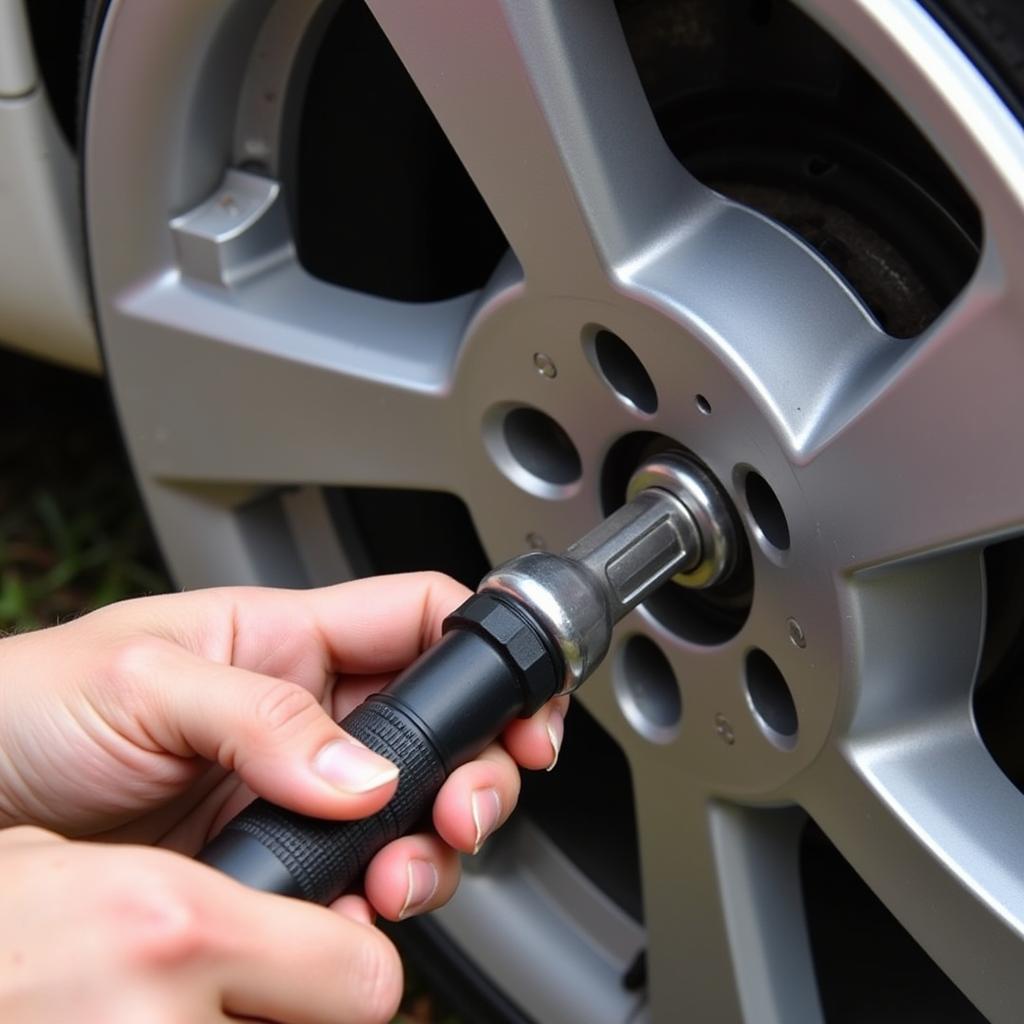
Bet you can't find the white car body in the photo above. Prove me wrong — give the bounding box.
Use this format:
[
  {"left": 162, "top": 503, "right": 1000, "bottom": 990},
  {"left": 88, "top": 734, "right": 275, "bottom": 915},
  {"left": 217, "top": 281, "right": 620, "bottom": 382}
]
[{"left": 0, "top": 0, "right": 97, "bottom": 372}]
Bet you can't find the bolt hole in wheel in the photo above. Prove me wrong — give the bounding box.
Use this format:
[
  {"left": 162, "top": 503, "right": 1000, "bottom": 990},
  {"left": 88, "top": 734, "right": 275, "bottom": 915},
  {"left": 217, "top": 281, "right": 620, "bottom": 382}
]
[
  {"left": 486, "top": 405, "right": 582, "bottom": 495},
  {"left": 615, "top": 635, "right": 682, "bottom": 743},
  {"left": 603, "top": 433, "right": 753, "bottom": 644},
  {"left": 694, "top": 393, "right": 712, "bottom": 415},
  {"left": 745, "top": 648, "right": 798, "bottom": 748},
  {"left": 743, "top": 468, "right": 791, "bottom": 553},
  {"left": 586, "top": 327, "right": 658, "bottom": 414}
]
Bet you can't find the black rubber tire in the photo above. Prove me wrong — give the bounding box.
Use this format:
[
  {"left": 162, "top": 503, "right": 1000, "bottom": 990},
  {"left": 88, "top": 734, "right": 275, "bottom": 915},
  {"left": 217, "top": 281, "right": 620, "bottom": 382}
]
[{"left": 921, "top": 0, "right": 1024, "bottom": 126}]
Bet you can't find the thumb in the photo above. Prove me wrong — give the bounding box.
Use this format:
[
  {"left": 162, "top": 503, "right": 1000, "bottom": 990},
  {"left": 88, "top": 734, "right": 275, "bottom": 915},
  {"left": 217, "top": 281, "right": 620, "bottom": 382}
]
[{"left": 145, "top": 643, "right": 398, "bottom": 820}]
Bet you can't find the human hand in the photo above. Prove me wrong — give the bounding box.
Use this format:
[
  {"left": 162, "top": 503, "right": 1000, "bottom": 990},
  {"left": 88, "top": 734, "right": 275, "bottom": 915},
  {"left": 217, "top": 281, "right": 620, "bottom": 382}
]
[
  {"left": 0, "top": 573, "right": 568, "bottom": 922},
  {"left": 0, "top": 825, "right": 403, "bottom": 1022}
]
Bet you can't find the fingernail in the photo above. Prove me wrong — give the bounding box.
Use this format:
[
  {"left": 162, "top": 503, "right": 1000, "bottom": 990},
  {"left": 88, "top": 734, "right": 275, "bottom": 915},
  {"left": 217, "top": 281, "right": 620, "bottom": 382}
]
[
  {"left": 545, "top": 710, "right": 564, "bottom": 772},
  {"left": 471, "top": 787, "right": 502, "bottom": 855},
  {"left": 314, "top": 738, "right": 398, "bottom": 794},
  {"left": 399, "top": 859, "right": 439, "bottom": 920}
]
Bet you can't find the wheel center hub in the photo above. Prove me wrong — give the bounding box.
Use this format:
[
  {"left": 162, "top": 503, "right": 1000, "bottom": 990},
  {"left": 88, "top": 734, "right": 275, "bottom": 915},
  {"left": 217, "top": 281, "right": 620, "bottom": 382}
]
[
  {"left": 454, "top": 285, "right": 845, "bottom": 800},
  {"left": 626, "top": 453, "right": 739, "bottom": 591}
]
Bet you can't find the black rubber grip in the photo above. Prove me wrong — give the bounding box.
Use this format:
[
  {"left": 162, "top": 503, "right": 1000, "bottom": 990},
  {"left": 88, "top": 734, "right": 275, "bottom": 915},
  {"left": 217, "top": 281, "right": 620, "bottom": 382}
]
[
  {"left": 197, "top": 593, "right": 563, "bottom": 904},
  {"left": 201, "top": 697, "right": 446, "bottom": 905}
]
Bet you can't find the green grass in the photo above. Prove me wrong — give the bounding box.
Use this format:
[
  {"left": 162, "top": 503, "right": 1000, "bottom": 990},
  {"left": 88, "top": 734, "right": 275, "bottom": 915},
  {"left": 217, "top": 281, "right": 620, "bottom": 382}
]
[
  {"left": 0, "top": 350, "right": 167, "bottom": 631},
  {"left": 0, "top": 347, "right": 461, "bottom": 1022}
]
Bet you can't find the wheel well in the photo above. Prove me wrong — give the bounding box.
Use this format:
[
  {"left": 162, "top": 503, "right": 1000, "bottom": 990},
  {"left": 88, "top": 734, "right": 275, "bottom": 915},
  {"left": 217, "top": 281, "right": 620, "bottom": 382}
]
[{"left": 23, "top": 0, "right": 88, "bottom": 148}]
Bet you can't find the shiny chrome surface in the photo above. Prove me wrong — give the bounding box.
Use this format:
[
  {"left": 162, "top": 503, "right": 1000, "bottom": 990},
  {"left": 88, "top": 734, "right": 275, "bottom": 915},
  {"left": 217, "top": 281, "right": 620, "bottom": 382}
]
[
  {"left": 483, "top": 552, "right": 611, "bottom": 696},
  {"left": 566, "top": 486, "right": 701, "bottom": 612},
  {"left": 482, "top": 481, "right": 703, "bottom": 693},
  {"left": 627, "top": 453, "right": 737, "bottom": 589}
]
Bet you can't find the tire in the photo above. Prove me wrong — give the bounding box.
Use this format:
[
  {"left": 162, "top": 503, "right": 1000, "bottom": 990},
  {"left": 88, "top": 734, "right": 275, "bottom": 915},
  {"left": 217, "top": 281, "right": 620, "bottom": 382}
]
[{"left": 80, "top": 2, "right": 1024, "bottom": 1022}]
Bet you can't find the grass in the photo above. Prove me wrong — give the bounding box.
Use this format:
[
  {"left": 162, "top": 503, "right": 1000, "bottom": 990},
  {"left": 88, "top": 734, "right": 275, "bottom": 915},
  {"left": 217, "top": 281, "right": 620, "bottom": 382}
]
[
  {"left": 0, "top": 347, "right": 461, "bottom": 1023},
  {"left": 0, "top": 350, "right": 167, "bottom": 631}
]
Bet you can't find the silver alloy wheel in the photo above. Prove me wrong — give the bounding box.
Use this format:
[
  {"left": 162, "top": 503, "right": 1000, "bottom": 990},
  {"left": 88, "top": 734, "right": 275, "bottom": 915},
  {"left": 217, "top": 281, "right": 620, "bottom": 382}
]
[{"left": 83, "top": 1, "right": 1024, "bottom": 1021}]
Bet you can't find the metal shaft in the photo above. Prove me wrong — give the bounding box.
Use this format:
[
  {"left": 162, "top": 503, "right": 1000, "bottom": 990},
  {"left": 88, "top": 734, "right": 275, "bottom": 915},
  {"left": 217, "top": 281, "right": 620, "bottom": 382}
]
[
  {"left": 565, "top": 486, "right": 700, "bottom": 623},
  {"left": 481, "top": 455, "right": 724, "bottom": 695}
]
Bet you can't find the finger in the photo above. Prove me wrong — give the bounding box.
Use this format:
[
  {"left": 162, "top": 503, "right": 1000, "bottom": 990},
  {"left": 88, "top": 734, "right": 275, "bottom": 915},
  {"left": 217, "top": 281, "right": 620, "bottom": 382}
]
[
  {"left": 102, "top": 991, "right": 226, "bottom": 1024},
  {"left": 296, "top": 572, "right": 471, "bottom": 674},
  {"left": 363, "top": 833, "right": 459, "bottom": 921},
  {"left": 129, "top": 640, "right": 399, "bottom": 821},
  {"left": 331, "top": 894, "right": 376, "bottom": 927},
  {"left": 328, "top": 672, "right": 396, "bottom": 721},
  {"left": 500, "top": 696, "right": 570, "bottom": 772},
  {"left": 186, "top": 864, "right": 404, "bottom": 1024},
  {"left": 432, "top": 745, "right": 519, "bottom": 855},
  {"left": 104, "top": 991, "right": 225, "bottom": 1024},
  {"left": 85, "top": 572, "right": 469, "bottom": 686},
  {"left": 0, "top": 825, "right": 64, "bottom": 849}
]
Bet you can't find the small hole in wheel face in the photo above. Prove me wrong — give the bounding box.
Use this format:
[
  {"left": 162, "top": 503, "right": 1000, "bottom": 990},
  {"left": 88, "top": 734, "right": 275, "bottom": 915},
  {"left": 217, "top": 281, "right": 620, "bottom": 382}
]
[
  {"left": 746, "top": 648, "right": 798, "bottom": 746},
  {"left": 590, "top": 329, "right": 658, "bottom": 414},
  {"left": 616, "top": 635, "right": 682, "bottom": 743},
  {"left": 502, "top": 407, "right": 582, "bottom": 486},
  {"left": 745, "top": 470, "right": 790, "bottom": 551},
  {"left": 695, "top": 394, "right": 712, "bottom": 415}
]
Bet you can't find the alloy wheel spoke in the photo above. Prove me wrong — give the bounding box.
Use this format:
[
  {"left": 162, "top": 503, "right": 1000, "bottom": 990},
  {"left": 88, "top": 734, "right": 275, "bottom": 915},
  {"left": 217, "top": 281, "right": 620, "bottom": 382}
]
[
  {"left": 624, "top": 199, "right": 890, "bottom": 454},
  {"left": 364, "top": 0, "right": 706, "bottom": 292},
  {"left": 839, "top": 548, "right": 986, "bottom": 739},
  {"left": 435, "top": 817, "right": 645, "bottom": 1024},
  {"left": 800, "top": 247, "right": 1024, "bottom": 569},
  {"left": 631, "top": 776, "right": 823, "bottom": 1023},
  {"left": 797, "top": 722, "right": 1024, "bottom": 1024},
  {"left": 109, "top": 262, "right": 472, "bottom": 492}
]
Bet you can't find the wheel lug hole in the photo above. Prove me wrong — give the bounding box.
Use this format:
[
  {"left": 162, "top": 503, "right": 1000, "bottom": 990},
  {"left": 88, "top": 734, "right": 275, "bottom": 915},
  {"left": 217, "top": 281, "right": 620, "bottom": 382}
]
[
  {"left": 615, "top": 635, "right": 682, "bottom": 744},
  {"left": 485, "top": 404, "right": 582, "bottom": 496},
  {"left": 745, "top": 648, "right": 798, "bottom": 749},
  {"left": 586, "top": 327, "right": 658, "bottom": 415},
  {"left": 742, "top": 468, "right": 790, "bottom": 554},
  {"left": 695, "top": 393, "right": 712, "bottom": 415}
]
